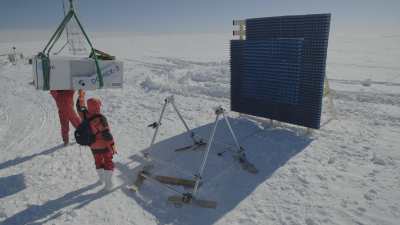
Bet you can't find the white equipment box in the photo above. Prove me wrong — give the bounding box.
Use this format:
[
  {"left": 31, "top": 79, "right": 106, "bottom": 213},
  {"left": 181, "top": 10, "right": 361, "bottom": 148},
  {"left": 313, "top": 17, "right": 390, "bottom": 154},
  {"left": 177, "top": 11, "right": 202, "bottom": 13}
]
[{"left": 33, "top": 56, "right": 123, "bottom": 90}]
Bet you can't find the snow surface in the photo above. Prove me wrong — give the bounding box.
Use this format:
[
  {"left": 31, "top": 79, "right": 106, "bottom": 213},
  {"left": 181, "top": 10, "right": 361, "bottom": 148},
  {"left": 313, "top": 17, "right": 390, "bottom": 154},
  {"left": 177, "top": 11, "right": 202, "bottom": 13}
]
[{"left": 0, "top": 30, "right": 400, "bottom": 225}]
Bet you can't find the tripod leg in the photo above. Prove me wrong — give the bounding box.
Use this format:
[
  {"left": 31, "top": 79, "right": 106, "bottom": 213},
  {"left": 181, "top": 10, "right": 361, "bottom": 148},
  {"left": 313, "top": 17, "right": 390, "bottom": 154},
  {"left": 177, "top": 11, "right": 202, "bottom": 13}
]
[
  {"left": 170, "top": 99, "right": 199, "bottom": 143},
  {"left": 222, "top": 112, "right": 241, "bottom": 150},
  {"left": 192, "top": 113, "right": 220, "bottom": 196},
  {"left": 144, "top": 98, "right": 168, "bottom": 157},
  {"left": 222, "top": 111, "right": 259, "bottom": 174}
]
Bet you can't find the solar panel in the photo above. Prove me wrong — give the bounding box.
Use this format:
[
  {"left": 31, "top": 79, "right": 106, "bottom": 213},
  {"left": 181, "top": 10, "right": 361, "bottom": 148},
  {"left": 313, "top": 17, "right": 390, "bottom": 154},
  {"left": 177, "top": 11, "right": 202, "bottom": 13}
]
[{"left": 231, "top": 14, "right": 331, "bottom": 129}]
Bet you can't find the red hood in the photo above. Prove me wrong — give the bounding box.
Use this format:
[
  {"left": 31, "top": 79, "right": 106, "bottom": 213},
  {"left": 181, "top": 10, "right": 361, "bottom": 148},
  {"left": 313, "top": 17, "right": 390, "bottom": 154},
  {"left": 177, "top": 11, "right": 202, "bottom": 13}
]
[{"left": 87, "top": 98, "right": 102, "bottom": 115}]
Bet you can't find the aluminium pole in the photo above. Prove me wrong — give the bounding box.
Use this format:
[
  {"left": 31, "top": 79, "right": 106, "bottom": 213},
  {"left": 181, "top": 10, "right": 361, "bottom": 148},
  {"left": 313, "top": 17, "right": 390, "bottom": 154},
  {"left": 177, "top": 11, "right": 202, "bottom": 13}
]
[
  {"left": 145, "top": 98, "right": 168, "bottom": 156},
  {"left": 192, "top": 112, "right": 221, "bottom": 196},
  {"left": 222, "top": 112, "right": 242, "bottom": 151},
  {"left": 170, "top": 98, "right": 193, "bottom": 135}
]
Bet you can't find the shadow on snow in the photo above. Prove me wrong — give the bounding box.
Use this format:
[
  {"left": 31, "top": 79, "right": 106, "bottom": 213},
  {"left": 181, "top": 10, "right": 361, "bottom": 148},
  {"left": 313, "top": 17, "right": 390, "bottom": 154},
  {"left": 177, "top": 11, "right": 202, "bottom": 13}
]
[
  {"left": 0, "top": 144, "right": 67, "bottom": 170},
  {"left": 0, "top": 173, "right": 26, "bottom": 199},
  {"left": 1, "top": 182, "right": 108, "bottom": 225},
  {"left": 1, "top": 117, "right": 312, "bottom": 225},
  {"left": 117, "top": 117, "right": 313, "bottom": 225}
]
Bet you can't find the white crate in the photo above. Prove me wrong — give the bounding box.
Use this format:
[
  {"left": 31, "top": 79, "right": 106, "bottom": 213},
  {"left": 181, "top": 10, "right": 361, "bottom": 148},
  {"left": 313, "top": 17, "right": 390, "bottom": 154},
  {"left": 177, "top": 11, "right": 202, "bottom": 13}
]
[{"left": 32, "top": 56, "right": 123, "bottom": 90}]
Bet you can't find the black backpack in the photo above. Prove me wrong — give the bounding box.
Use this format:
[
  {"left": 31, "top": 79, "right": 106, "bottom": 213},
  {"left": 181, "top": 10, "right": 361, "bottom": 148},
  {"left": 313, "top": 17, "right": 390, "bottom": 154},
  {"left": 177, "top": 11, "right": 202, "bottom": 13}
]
[{"left": 74, "top": 113, "right": 102, "bottom": 146}]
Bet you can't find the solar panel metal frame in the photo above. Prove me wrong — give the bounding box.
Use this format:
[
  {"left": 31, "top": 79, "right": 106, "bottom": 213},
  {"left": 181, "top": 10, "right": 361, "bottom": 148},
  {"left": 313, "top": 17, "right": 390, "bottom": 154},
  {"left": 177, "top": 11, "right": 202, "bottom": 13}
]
[{"left": 231, "top": 13, "right": 331, "bottom": 129}]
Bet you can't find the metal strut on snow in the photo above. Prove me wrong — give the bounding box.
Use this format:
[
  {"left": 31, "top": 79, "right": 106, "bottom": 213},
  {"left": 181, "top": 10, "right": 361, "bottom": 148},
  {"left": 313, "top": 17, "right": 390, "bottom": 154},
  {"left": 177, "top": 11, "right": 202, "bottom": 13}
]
[
  {"left": 144, "top": 95, "right": 206, "bottom": 157},
  {"left": 169, "top": 106, "right": 257, "bottom": 208},
  {"left": 132, "top": 97, "right": 258, "bottom": 209},
  {"left": 38, "top": 0, "right": 106, "bottom": 90},
  {"left": 131, "top": 96, "right": 216, "bottom": 208}
]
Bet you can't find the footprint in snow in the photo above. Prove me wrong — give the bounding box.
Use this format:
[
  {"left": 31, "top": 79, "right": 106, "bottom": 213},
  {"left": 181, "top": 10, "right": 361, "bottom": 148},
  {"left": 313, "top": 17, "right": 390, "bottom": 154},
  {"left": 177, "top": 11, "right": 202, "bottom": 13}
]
[
  {"left": 305, "top": 218, "right": 318, "bottom": 225},
  {"left": 328, "top": 157, "right": 335, "bottom": 164},
  {"left": 0, "top": 210, "right": 6, "bottom": 219},
  {"left": 364, "top": 189, "right": 377, "bottom": 201},
  {"left": 357, "top": 207, "right": 366, "bottom": 213},
  {"left": 371, "top": 153, "right": 386, "bottom": 166}
]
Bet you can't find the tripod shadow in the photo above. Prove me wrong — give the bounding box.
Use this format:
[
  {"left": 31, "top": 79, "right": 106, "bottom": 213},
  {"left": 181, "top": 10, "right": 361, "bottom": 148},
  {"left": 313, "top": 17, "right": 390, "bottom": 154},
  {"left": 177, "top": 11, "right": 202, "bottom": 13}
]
[
  {"left": 0, "top": 144, "right": 68, "bottom": 170},
  {"left": 0, "top": 173, "right": 26, "bottom": 199},
  {"left": 1, "top": 182, "right": 107, "bottom": 225},
  {"left": 119, "top": 117, "right": 313, "bottom": 225}
]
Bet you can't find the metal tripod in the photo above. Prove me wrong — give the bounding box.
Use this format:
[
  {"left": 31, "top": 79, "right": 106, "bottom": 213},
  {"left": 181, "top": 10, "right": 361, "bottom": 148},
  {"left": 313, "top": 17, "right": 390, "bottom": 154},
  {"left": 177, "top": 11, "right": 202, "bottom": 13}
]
[
  {"left": 135, "top": 99, "right": 257, "bottom": 208},
  {"left": 190, "top": 106, "right": 257, "bottom": 198},
  {"left": 144, "top": 95, "right": 205, "bottom": 157},
  {"left": 167, "top": 106, "right": 258, "bottom": 208}
]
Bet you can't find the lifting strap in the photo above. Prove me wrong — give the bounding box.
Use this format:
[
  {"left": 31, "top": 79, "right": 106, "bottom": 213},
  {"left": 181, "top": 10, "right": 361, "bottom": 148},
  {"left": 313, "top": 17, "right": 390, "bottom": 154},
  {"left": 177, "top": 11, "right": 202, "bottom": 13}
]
[
  {"left": 40, "top": 0, "right": 108, "bottom": 89},
  {"left": 37, "top": 52, "right": 51, "bottom": 90}
]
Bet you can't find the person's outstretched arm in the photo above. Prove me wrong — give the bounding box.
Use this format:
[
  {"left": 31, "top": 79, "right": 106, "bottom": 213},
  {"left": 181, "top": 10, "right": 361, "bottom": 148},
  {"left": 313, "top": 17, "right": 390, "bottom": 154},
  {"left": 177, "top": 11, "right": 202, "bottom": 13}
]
[{"left": 76, "top": 90, "right": 87, "bottom": 119}]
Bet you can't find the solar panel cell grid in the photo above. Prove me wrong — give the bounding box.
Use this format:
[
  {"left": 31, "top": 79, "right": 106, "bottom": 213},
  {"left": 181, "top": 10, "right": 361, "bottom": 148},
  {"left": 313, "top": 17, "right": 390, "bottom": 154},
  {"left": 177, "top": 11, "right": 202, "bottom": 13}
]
[{"left": 230, "top": 13, "right": 331, "bottom": 129}]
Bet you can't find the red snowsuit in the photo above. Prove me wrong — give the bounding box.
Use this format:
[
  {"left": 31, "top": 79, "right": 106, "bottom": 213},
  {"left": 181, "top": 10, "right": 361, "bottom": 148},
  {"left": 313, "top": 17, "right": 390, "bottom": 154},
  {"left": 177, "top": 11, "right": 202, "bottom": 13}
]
[
  {"left": 50, "top": 90, "right": 81, "bottom": 143},
  {"left": 77, "top": 96, "right": 116, "bottom": 171}
]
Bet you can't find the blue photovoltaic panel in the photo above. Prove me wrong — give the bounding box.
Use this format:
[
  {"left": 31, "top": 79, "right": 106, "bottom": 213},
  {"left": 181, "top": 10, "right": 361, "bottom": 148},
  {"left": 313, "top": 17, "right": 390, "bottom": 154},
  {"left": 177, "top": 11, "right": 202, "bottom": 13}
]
[
  {"left": 241, "top": 39, "right": 304, "bottom": 105},
  {"left": 231, "top": 14, "right": 331, "bottom": 129}
]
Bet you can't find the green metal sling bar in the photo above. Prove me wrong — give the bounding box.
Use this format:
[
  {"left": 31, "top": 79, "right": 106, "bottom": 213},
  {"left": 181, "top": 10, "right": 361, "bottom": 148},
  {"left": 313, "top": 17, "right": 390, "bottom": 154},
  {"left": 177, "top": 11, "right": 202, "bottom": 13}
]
[{"left": 39, "top": 0, "right": 104, "bottom": 90}]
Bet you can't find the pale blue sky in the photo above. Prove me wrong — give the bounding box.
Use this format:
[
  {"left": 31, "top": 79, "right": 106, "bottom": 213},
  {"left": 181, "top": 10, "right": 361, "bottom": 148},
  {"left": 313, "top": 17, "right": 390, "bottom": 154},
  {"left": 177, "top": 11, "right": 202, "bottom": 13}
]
[{"left": 0, "top": 0, "right": 399, "bottom": 32}]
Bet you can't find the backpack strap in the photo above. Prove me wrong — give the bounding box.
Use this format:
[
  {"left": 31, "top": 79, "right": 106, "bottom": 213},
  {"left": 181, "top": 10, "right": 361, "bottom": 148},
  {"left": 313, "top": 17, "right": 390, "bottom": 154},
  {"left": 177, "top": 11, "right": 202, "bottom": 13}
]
[
  {"left": 88, "top": 114, "right": 103, "bottom": 122},
  {"left": 87, "top": 114, "right": 106, "bottom": 135},
  {"left": 82, "top": 110, "right": 88, "bottom": 120}
]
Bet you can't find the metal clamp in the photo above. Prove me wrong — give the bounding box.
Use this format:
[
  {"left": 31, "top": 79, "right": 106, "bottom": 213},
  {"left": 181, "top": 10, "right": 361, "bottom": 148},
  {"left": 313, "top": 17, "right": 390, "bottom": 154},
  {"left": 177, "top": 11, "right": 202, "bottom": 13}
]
[
  {"left": 182, "top": 193, "right": 193, "bottom": 203},
  {"left": 165, "top": 95, "right": 174, "bottom": 104},
  {"left": 214, "top": 106, "right": 225, "bottom": 115},
  {"left": 147, "top": 95, "right": 202, "bottom": 157},
  {"left": 148, "top": 122, "right": 161, "bottom": 129},
  {"left": 194, "top": 174, "right": 202, "bottom": 180}
]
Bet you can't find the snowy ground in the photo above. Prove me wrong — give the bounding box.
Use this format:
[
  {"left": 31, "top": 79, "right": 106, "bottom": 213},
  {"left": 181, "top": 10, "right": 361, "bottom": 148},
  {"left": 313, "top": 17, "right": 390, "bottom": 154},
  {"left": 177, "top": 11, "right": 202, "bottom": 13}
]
[{"left": 0, "top": 30, "right": 400, "bottom": 225}]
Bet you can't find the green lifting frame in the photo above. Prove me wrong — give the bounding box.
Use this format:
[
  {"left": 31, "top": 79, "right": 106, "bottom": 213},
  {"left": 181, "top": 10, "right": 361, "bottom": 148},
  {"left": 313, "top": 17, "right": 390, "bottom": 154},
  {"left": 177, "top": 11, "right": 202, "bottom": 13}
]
[{"left": 39, "top": 0, "right": 104, "bottom": 90}]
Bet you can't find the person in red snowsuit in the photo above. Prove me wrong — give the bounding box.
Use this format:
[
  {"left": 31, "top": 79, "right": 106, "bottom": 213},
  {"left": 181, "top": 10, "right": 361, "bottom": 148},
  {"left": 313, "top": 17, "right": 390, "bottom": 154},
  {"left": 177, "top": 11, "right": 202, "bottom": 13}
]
[
  {"left": 50, "top": 90, "right": 81, "bottom": 145},
  {"left": 77, "top": 92, "right": 117, "bottom": 190}
]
